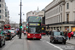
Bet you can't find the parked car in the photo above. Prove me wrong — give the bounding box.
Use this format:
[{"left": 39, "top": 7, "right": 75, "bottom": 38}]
[
  {"left": 0, "top": 30, "right": 5, "bottom": 47},
  {"left": 9, "top": 30, "right": 16, "bottom": 37},
  {"left": 3, "top": 30, "right": 12, "bottom": 40},
  {"left": 50, "top": 31, "right": 66, "bottom": 44}
]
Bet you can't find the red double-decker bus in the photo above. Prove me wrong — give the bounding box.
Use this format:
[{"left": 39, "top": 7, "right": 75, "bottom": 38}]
[
  {"left": 4, "top": 24, "right": 11, "bottom": 30},
  {"left": 26, "top": 16, "right": 42, "bottom": 40}
]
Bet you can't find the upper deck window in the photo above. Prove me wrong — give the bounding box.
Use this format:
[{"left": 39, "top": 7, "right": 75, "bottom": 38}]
[{"left": 28, "top": 16, "right": 42, "bottom": 22}]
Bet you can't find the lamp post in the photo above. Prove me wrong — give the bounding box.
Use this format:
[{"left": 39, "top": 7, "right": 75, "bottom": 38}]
[{"left": 19, "top": 0, "right": 22, "bottom": 39}]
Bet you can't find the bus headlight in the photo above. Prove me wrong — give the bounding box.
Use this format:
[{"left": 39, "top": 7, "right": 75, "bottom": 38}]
[{"left": 28, "top": 34, "right": 30, "bottom": 36}]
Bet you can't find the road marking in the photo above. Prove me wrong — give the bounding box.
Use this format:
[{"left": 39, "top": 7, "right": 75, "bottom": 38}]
[
  {"left": 41, "top": 39, "right": 63, "bottom": 50},
  {"left": 46, "top": 41, "right": 63, "bottom": 50}
]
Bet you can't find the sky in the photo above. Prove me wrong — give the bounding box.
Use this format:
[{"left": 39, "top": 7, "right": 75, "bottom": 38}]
[{"left": 5, "top": 0, "right": 53, "bottom": 23}]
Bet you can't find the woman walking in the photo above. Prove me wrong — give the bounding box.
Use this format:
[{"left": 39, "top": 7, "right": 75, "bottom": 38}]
[{"left": 68, "top": 32, "right": 71, "bottom": 40}]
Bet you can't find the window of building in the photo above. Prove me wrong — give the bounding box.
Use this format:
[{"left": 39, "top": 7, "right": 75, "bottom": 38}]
[
  {"left": 60, "top": 27, "right": 61, "bottom": 30},
  {"left": 0, "top": 15, "right": 1, "bottom": 19},
  {"left": 0, "top": 10, "right": 1, "bottom": 13},
  {"left": 59, "top": 7, "right": 60, "bottom": 12},
  {"left": 0, "top": 0, "right": 1, "bottom": 2},
  {"left": 59, "top": 5, "right": 62, "bottom": 12},
  {"left": 67, "top": 14, "right": 69, "bottom": 22},
  {"left": 0, "top": 4, "right": 1, "bottom": 7},
  {"left": 61, "top": 6, "right": 62, "bottom": 11},
  {"left": 61, "top": 14, "right": 62, "bottom": 22},
  {"left": 59, "top": 15, "right": 60, "bottom": 22},
  {"left": 67, "top": 3, "right": 69, "bottom": 9},
  {"left": 74, "top": 13, "right": 75, "bottom": 21}
]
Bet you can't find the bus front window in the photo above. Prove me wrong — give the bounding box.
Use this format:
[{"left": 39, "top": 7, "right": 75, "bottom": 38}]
[
  {"left": 5, "top": 26, "right": 10, "bottom": 28},
  {"left": 29, "top": 27, "right": 41, "bottom": 34}
]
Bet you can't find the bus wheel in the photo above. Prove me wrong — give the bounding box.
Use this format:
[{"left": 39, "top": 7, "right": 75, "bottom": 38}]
[
  {"left": 26, "top": 38, "right": 29, "bottom": 40},
  {"left": 37, "top": 39, "right": 40, "bottom": 40}
]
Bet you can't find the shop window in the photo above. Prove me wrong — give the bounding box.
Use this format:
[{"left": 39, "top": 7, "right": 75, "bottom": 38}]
[
  {"left": 0, "top": 4, "right": 1, "bottom": 7},
  {"left": 0, "top": 15, "right": 1, "bottom": 19},
  {"left": 0, "top": 10, "right": 1, "bottom": 13}
]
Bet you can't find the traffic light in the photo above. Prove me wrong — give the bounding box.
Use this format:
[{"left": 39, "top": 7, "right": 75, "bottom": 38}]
[
  {"left": 19, "top": 23, "right": 22, "bottom": 28},
  {"left": 20, "top": 26, "right": 22, "bottom": 28}
]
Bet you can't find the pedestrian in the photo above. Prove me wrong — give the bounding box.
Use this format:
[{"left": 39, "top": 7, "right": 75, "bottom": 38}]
[
  {"left": 68, "top": 32, "right": 71, "bottom": 40},
  {"left": 17, "top": 30, "right": 20, "bottom": 37},
  {"left": 73, "top": 31, "right": 75, "bottom": 38},
  {"left": 57, "top": 29, "right": 60, "bottom": 32},
  {"left": 64, "top": 31, "right": 68, "bottom": 40},
  {"left": 49, "top": 30, "right": 52, "bottom": 35},
  {"left": 46, "top": 31, "right": 49, "bottom": 36},
  {"left": 71, "top": 31, "right": 74, "bottom": 39}
]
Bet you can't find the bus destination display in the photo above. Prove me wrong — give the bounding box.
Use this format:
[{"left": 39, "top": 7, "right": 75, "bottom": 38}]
[{"left": 29, "top": 23, "right": 41, "bottom": 26}]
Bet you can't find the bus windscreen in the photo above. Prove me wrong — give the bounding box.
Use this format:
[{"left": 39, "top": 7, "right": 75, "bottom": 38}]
[
  {"left": 29, "top": 27, "right": 41, "bottom": 34},
  {"left": 5, "top": 26, "right": 10, "bottom": 28}
]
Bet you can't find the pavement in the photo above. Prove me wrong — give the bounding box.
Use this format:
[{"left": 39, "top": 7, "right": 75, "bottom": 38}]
[
  {"left": 66, "top": 38, "right": 75, "bottom": 45},
  {"left": 1, "top": 34, "right": 28, "bottom": 50}
]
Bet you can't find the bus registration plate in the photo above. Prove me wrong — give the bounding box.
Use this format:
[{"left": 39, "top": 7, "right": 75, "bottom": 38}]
[{"left": 33, "top": 37, "right": 36, "bottom": 39}]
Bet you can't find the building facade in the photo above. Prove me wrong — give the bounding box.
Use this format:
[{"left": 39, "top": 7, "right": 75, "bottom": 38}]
[
  {"left": 22, "top": 22, "right": 26, "bottom": 28},
  {"left": 0, "top": 0, "right": 9, "bottom": 29},
  {"left": 10, "top": 21, "right": 19, "bottom": 28},
  {"left": 26, "top": 8, "right": 39, "bottom": 19},
  {"left": 26, "top": 11, "right": 37, "bottom": 19},
  {"left": 0, "top": 0, "right": 5, "bottom": 23},
  {"left": 5, "top": 5, "right": 9, "bottom": 24},
  {"left": 45, "top": 0, "right": 75, "bottom": 32}
]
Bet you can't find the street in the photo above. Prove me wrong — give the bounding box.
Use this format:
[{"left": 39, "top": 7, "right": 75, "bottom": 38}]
[
  {"left": 0, "top": 34, "right": 75, "bottom": 50},
  {"left": 0, "top": 0, "right": 75, "bottom": 50}
]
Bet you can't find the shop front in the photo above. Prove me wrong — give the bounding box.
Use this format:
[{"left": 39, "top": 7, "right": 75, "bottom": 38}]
[{"left": 71, "top": 27, "right": 75, "bottom": 32}]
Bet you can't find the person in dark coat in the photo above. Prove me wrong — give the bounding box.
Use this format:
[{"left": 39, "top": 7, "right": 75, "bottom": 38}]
[
  {"left": 17, "top": 30, "right": 20, "bottom": 36},
  {"left": 64, "top": 31, "right": 68, "bottom": 40},
  {"left": 49, "top": 30, "right": 52, "bottom": 35}
]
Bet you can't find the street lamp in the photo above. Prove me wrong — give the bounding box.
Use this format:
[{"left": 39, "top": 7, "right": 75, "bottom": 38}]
[{"left": 19, "top": 0, "right": 22, "bottom": 39}]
